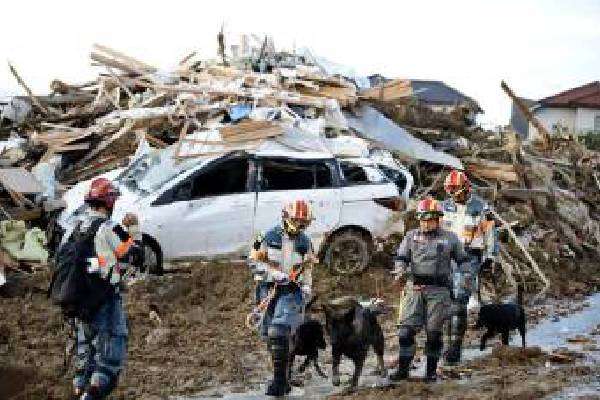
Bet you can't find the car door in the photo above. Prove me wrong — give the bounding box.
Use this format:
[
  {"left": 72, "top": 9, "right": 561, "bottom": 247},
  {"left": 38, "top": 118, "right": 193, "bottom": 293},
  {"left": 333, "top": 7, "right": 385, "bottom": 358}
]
[
  {"left": 150, "top": 154, "right": 256, "bottom": 259},
  {"left": 254, "top": 157, "right": 341, "bottom": 251}
]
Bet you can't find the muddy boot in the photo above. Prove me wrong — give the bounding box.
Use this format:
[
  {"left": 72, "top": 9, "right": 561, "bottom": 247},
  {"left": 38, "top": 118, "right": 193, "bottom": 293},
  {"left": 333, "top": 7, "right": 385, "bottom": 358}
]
[
  {"left": 425, "top": 356, "right": 439, "bottom": 382},
  {"left": 389, "top": 356, "right": 412, "bottom": 382},
  {"left": 266, "top": 335, "right": 291, "bottom": 396}
]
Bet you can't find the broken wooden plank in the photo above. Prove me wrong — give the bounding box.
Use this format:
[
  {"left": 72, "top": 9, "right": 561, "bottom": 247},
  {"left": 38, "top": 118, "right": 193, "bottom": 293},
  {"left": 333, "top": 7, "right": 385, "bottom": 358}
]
[
  {"left": 359, "top": 79, "right": 412, "bottom": 102},
  {"left": 77, "top": 120, "right": 135, "bottom": 166},
  {"left": 54, "top": 143, "right": 91, "bottom": 152},
  {"left": 501, "top": 81, "right": 551, "bottom": 149},
  {"left": 490, "top": 208, "right": 550, "bottom": 296},
  {"left": 92, "top": 44, "right": 157, "bottom": 73},
  {"left": 8, "top": 62, "right": 50, "bottom": 115}
]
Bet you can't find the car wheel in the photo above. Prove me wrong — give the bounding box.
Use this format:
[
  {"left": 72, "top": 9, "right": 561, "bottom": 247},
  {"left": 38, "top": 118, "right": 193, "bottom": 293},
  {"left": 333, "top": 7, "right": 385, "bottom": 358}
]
[
  {"left": 142, "top": 235, "right": 163, "bottom": 275},
  {"left": 324, "top": 231, "right": 371, "bottom": 275}
]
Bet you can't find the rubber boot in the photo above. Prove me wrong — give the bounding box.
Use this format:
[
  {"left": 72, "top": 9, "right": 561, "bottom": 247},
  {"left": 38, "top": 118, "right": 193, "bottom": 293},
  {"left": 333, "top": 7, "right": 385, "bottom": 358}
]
[
  {"left": 79, "top": 385, "right": 101, "bottom": 400},
  {"left": 425, "top": 356, "right": 439, "bottom": 382},
  {"left": 389, "top": 356, "right": 412, "bottom": 382},
  {"left": 266, "top": 336, "right": 291, "bottom": 396},
  {"left": 446, "top": 342, "right": 462, "bottom": 364}
]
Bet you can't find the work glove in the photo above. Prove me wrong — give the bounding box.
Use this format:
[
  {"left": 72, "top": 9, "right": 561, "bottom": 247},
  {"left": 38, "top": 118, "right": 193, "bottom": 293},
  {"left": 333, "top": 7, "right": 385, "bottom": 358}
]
[{"left": 270, "top": 270, "right": 289, "bottom": 284}]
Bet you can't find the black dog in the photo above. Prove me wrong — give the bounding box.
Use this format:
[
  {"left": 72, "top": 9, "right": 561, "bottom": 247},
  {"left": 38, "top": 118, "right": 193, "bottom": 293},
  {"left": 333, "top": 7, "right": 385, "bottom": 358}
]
[
  {"left": 290, "top": 319, "right": 327, "bottom": 378},
  {"left": 323, "top": 297, "right": 385, "bottom": 389},
  {"left": 476, "top": 285, "right": 526, "bottom": 350}
]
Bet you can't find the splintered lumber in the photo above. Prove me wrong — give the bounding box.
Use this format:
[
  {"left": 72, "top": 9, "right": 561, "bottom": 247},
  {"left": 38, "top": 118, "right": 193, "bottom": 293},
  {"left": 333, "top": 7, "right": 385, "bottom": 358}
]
[
  {"left": 91, "top": 52, "right": 144, "bottom": 75},
  {"left": 490, "top": 208, "right": 550, "bottom": 296},
  {"left": 309, "top": 85, "right": 357, "bottom": 108},
  {"left": 359, "top": 79, "right": 412, "bottom": 102},
  {"left": 501, "top": 81, "right": 550, "bottom": 149},
  {"left": 92, "top": 44, "right": 157, "bottom": 74},
  {"left": 8, "top": 62, "right": 50, "bottom": 114},
  {"left": 464, "top": 158, "right": 519, "bottom": 183},
  {"left": 77, "top": 120, "right": 135, "bottom": 166},
  {"left": 219, "top": 120, "right": 284, "bottom": 143}
]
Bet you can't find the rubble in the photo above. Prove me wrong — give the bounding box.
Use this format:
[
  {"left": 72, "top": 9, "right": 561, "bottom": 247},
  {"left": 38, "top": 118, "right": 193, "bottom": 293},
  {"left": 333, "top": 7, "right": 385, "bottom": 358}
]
[{"left": 2, "top": 30, "right": 600, "bottom": 398}]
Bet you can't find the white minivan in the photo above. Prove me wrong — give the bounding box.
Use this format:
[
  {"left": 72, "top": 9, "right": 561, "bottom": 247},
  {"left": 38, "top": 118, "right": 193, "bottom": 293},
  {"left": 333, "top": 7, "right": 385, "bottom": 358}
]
[{"left": 59, "top": 147, "right": 406, "bottom": 275}]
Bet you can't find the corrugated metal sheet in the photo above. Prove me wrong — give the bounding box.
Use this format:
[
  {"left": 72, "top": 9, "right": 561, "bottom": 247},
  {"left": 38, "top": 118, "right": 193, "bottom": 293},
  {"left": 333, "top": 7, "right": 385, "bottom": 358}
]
[
  {"left": 345, "top": 105, "right": 463, "bottom": 170},
  {"left": 0, "top": 168, "right": 44, "bottom": 193}
]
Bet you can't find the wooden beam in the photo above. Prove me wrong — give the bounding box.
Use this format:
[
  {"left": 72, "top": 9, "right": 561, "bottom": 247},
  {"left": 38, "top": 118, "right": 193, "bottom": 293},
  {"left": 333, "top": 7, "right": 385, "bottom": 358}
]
[
  {"left": 501, "top": 80, "right": 551, "bottom": 148},
  {"left": 92, "top": 44, "right": 156, "bottom": 73},
  {"left": 7, "top": 62, "right": 50, "bottom": 115}
]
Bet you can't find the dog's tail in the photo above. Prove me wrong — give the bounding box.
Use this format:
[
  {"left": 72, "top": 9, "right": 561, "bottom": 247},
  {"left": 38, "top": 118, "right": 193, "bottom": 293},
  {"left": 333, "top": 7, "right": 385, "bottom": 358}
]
[{"left": 517, "top": 283, "right": 524, "bottom": 306}]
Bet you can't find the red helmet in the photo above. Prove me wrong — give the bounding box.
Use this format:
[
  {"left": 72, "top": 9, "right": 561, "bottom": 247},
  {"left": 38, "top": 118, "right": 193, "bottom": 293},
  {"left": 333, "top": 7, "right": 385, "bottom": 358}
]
[
  {"left": 444, "top": 170, "right": 471, "bottom": 195},
  {"left": 282, "top": 200, "right": 313, "bottom": 222},
  {"left": 84, "top": 178, "right": 120, "bottom": 209},
  {"left": 282, "top": 200, "right": 312, "bottom": 235},
  {"left": 416, "top": 197, "right": 443, "bottom": 220}
]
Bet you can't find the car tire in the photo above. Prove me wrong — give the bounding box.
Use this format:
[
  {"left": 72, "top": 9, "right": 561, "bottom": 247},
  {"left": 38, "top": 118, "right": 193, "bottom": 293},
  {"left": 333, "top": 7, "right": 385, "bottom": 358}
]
[
  {"left": 142, "top": 235, "right": 163, "bottom": 275},
  {"left": 324, "top": 231, "right": 371, "bottom": 275}
]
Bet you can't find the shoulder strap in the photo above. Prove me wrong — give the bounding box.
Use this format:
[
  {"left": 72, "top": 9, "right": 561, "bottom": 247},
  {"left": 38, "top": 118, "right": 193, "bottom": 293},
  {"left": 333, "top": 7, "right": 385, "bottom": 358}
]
[{"left": 83, "top": 218, "right": 107, "bottom": 240}]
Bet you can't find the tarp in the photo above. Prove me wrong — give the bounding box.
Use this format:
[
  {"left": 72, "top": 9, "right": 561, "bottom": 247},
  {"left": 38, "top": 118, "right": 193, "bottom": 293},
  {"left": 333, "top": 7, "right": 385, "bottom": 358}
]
[{"left": 344, "top": 105, "right": 463, "bottom": 170}]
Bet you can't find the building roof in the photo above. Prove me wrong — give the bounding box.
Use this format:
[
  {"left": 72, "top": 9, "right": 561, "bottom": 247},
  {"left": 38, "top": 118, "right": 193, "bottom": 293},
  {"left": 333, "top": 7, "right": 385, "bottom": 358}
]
[
  {"left": 409, "top": 80, "right": 482, "bottom": 112},
  {"left": 540, "top": 81, "right": 600, "bottom": 108}
]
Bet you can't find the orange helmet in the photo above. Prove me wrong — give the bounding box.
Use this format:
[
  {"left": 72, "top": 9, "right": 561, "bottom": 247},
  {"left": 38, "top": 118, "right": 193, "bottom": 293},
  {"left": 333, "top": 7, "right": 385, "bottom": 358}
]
[
  {"left": 416, "top": 197, "right": 443, "bottom": 220},
  {"left": 444, "top": 170, "right": 471, "bottom": 195},
  {"left": 282, "top": 200, "right": 312, "bottom": 235},
  {"left": 84, "top": 178, "right": 120, "bottom": 209}
]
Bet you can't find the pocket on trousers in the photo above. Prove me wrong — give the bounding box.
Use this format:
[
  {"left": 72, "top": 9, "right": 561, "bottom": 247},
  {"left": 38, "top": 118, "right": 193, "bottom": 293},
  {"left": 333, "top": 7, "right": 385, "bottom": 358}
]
[{"left": 98, "top": 333, "right": 127, "bottom": 368}]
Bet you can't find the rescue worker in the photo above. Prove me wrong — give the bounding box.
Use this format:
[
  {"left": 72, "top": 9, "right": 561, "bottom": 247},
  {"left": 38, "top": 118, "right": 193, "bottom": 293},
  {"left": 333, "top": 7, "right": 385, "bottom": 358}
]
[
  {"left": 62, "top": 178, "right": 142, "bottom": 399},
  {"left": 248, "top": 200, "right": 316, "bottom": 396},
  {"left": 441, "top": 170, "right": 498, "bottom": 364},
  {"left": 390, "top": 198, "right": 472, "bottom": 382}
]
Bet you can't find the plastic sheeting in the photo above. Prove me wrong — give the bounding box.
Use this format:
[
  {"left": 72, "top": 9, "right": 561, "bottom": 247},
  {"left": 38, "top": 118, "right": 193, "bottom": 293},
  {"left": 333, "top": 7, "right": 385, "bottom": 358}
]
[
  {"left": 345, "top": 105, "right": 463, "bottom": 170},
  {"left": 32, "top": 155, "right": 62, "bottom": 200}
]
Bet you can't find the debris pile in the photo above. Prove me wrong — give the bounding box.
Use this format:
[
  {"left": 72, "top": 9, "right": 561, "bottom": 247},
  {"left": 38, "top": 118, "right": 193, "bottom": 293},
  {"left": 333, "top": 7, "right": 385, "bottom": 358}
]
[{"left": 0, "top": 34, "right": 599, "bottom": 300}]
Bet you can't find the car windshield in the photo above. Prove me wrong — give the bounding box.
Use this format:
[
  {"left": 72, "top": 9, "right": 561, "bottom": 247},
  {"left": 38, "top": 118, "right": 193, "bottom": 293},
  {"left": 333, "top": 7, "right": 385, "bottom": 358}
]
[{"left": 116, "top": 146, "right": 209, "bottom": 194}]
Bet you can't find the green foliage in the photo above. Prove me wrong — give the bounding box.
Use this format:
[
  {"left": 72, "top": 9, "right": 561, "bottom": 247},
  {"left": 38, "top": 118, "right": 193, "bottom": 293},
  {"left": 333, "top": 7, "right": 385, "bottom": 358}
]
[{"left": 578, "top": 131, "right": 600, "bottom": 150}]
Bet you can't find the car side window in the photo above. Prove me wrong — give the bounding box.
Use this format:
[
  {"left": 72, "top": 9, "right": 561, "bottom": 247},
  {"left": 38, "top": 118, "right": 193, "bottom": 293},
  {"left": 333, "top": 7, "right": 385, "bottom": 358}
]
[
  {"left": 190, "top": 157, "right": 249, "bottom": 199},
  {"left": 315, "top": 162, "right": 334, "bottom": 188},
  {"left": 260, "top": 159, "right": 335, "bottom": 191},
  {"left": 340, "top": 161, "right": 388, "bottom": 185},
  {"left": 340, "top": 161, "right": 368, "bottom": 184}
]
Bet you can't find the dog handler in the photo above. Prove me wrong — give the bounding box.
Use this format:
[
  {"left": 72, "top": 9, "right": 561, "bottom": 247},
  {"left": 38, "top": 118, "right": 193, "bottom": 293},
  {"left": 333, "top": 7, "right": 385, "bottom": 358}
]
[
  {"left": 441, "top": 170, "right": 498, "bottom": 364},
  {"left": 247, "top": 200, "right": 316, "bottom": 396},
  {"left": 390, "top": 198, "right": 472, "bottom": 382}
]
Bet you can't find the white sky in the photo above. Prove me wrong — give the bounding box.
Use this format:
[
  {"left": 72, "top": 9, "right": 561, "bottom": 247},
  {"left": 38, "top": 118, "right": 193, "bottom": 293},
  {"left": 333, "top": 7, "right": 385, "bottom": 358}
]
[{"left": 1, "top": 0, "right": 599, "bottom": 127}]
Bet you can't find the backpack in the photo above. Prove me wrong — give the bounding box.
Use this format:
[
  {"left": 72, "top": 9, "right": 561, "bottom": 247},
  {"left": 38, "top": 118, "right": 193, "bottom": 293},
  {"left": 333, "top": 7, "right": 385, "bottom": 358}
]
[{"left": 48, "top": 218, "right": 114, "bottom": 321}]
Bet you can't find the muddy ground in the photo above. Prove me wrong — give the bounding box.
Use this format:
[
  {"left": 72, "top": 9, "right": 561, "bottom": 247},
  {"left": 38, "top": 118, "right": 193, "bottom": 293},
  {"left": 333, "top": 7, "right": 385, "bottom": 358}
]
[{"left": 1, "top": 260, "right": 600, "bottom": 399}]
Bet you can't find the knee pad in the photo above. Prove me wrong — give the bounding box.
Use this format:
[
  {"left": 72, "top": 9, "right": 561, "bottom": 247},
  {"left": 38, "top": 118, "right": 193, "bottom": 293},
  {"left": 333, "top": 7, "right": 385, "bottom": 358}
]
[
  {"left": 398, "top": 326, "right": 416, "bottom": 347},
  {"left": 267, "top": 323, "right": 289, "bottom": 339},
  {"left": 425, "top": 330, "right": 443, "bottom": 356}
]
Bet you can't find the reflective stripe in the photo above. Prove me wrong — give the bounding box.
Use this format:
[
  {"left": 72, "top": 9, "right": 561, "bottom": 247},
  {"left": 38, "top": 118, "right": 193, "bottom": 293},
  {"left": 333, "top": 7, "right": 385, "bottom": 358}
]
[
  {"left": 98, "top": 256, "right": 107, "bottom": 267},
  {"left": 114, "top": 238, "right": 133, "bottom": 258}
]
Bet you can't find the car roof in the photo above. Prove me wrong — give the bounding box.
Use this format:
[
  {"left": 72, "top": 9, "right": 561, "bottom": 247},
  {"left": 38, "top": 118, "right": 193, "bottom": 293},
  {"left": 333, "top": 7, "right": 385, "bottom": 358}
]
[{"left": 249, "top": 149, "right": 335, "bottom": 160}]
